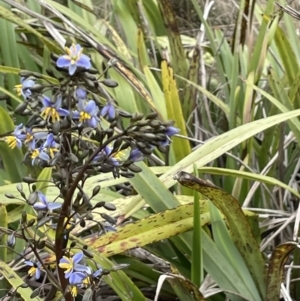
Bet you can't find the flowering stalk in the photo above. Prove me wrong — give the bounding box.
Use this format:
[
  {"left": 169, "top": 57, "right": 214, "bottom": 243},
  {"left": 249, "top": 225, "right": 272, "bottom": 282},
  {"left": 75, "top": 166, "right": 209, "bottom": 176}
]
[{"left": 2, "top": 41, "right": 180, "bottom": 301}]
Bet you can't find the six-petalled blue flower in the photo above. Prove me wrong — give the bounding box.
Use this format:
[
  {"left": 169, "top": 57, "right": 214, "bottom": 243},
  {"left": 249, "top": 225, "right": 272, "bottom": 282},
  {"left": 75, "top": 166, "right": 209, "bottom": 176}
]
[
  {"left": 33, "top": 192, "right": 62, "bottom": 211},
  {"left": 41, "top": 95, "right": 69, "bottom": 122},
  {"left": 24, "top": 261, "right": 42, "bottom": 279},
  {"left": 101, "top": 102, "right": 115, "bottom": 120},
  {"left": 59, "top": 251, "right": 90, "bottom": 278},
  {"left": 73, "top": 99, "right": 100, "bottom": 128},
  {"left": 15, "top": 77, "right": 35, "bottom": 99},
  {"left": 56, "top": 44, "right": 91, "bottom": 76},
  {"left": 4, "top": 124, "right": 26, "bottom": 149}
]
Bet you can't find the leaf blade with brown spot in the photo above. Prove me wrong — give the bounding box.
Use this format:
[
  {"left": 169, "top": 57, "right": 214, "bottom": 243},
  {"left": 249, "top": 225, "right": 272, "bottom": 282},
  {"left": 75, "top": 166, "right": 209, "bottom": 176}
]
[
  {"left": 176, "top": 171, "right": 266, "bottom": 299},
  {"left": 266, "top": 242, "right": 296, "bottom": 301}
]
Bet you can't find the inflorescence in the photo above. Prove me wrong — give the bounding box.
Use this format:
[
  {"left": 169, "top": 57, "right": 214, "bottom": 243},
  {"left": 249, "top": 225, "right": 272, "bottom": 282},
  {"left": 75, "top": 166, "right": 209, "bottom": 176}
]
[{"left": 2, "top": 42, "right": 179, "bottom": 300}]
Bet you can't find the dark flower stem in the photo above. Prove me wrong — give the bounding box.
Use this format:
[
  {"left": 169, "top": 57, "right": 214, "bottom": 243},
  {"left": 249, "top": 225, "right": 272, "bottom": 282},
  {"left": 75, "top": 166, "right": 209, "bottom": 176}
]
[{"left": 54, "top": 131, "right": 124, "bottom": 299}]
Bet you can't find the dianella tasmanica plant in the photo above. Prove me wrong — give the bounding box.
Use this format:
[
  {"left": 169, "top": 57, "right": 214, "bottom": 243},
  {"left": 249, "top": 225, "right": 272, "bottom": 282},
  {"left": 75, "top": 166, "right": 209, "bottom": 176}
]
[{"left": 2, "top": 42, "right": 179, "bottom": 301}]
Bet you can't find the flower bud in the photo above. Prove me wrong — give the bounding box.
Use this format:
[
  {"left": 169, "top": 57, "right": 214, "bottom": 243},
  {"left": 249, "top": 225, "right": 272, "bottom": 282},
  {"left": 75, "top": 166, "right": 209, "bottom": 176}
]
[
  {"left": 82, "top": 249, "right": 93, "bottom": 258},
  {"left": 120, "top": 172, "right": 135, "bottom": 178},
  {"left": 127, "top": 164, "right": 142, "bottom": 173},
  {"left": 131, "top": 113, "right": 144, "bottom": 122},
  {"left": 80, "top": 220, "right": 86, "bottom": 227},
  {"left": 37, "top": 216, "right": 51, "bottom": 228},
  {"left": 30, "top": 84, "right": 44, "bottom": 92},
  {"left": 103, "top": 203, "right": 116, "bottom": 211},
  {"left": 100, "top": 213, "right": 116, "bottom": 224},
  {"left": 146, "top": 112, "right": 158, "bottom": 119},
  {"left": 20, "top": 109, "right": 31, "bottom": 116},
  {"left": 22, "top": 176, "right": 37, "bottom": 184},
  {"left": 101, "top": 79, "right": 118, "bottom": 88},
  {"left": 19, "top": 70, "right": 33, "bottom": 77},
  {"left": 14, "top": 102, "right": 27, "bottom": 114},
  {"left": 92, "top": 185, "right": 101, "bottom": 197},
  {"left": 7, "top": 233, "right": 15, "bottom": 247},
  {"left": 27, "top": 219, "right": 35, "bottom": 227},
  {"left": 5, "top": 193, "right": 15, "bottom": 199}
]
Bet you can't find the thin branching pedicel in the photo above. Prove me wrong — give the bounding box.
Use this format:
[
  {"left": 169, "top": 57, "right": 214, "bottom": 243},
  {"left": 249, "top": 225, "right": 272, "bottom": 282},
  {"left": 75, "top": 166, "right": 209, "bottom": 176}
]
[{"left": 3, "top": 42, "right": 179, "bottom": 300}]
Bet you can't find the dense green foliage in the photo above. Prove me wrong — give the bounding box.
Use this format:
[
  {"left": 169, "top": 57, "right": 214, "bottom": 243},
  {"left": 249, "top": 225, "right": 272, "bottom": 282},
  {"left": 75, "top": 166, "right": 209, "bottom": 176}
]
[{"left": 0, "top": 0, "right": 299, "bottom": 300}]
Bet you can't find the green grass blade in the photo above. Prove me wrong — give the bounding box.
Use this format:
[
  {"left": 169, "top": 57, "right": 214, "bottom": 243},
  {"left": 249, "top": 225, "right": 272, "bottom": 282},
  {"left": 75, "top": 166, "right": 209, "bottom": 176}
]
[
  {"left": 0, "top": 205, "right": 9, "bottom": 297},
  {"left": 0, "top": 107, "right": 27, "bottom": 182},
  {"left": 158, "top": 109, "right": 300, "bottom": 190},
  {"left": 191, "top": 165, "right": 202, "bottom": 287},
  {"left": 197, "top": 166, "right": 300, "bottom": 199}
]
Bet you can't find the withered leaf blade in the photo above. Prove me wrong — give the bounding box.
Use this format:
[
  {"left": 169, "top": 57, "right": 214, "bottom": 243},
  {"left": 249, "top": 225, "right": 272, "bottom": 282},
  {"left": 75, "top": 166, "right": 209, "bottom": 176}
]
[
  {"left": 266, "top": 242, "right": 296, "bottom": 301},
  {"left": 175, "top": 171, "right": 266, "bottom": 299}
]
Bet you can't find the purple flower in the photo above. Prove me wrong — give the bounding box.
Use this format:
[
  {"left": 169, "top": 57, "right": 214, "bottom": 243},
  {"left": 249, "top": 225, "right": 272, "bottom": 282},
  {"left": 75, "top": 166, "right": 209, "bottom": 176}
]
[
  {"left": 40, "top": 95, "right": 69, "bottom": 122},
  {"left": 128, "top": 148, "right": 144, "bottom": 162},
  {"left": 102, "top": 145, "right": 121, "bottom": 166},
  {"left": 101, "top": 102, "right": 115, "bottom": 120},
  {"left": 24, "top": 261, "right": 42, "bottom": 279},
  {"left": 73, "top": 99, "right": 100, "bottom": 128},
  {"left": 81, "top": 266, "right": 103, "bottom": 287},
  {"left": 166, "top": 126, "right": 180, "bottom": 137},
  {"left": 56, "top": 44, "right": 91, "bottom": 76},
  {"left": 69, "top": 272, "right": 86, "bottom": 296},
  {"left": 76, "top": 87, "right": 87, "bottom": 99},
  {"left": 40, "top": 133, "right": 60, "bottom": 161},
  {"left": 4, "top": 124, "right": 26, "bottom": 149},
  {"left": 59, "top": 251, "right": 90, "bottom": 278},
  {"left": 33, "top": 192, "right": 62, "bottom": 211},
  {"left": 24, "top": 129, "right": 47, "bottom": 150},
  {"left": 31, "top": 146, "right": 48, "bottom": 165},
  {"left": 158, "top": 126, "right": 180, "bottom": 147},
  {"left": 15, "top": 77, "right": 35, "bottom": 99}
]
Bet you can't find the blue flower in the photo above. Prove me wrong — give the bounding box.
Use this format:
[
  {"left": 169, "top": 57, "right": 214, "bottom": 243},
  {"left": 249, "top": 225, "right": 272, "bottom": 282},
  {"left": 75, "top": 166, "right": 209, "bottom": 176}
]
[
  {"left": 15, "top": 77, "right": 35, "bottom": 99},
  {"left": 128, "top": 148, "right": 144, "bottom": 162},
  {"left": 59, "top": 251, "right": 90, "bottom": 278},
  {"left": 24, "top": 129, "right": 47, "bottom": 150},
  {"left": 40, "top": 95, "right": 69, "bottom": 122},
  {"left": 166, "top": 126, "right": 180, "bottom": 137},
  {"left": 101, "top": 102, "right": 115, "bottom": 120},
  {"left": 69, "top": 272, "right": 86, "bottom": 297},
  {"left": 30, "top": 146, "right": 46, "bottom": 165},
  {"left": 30, "top": 134, "right": 60, "bottom": 165},
  {"left": 73, "top": 99, "right": 100, "bottom": 128},
  {"left": 92, "top": 267, "right": 103, "bottom": 277},
  {"left": 76, "top": 86, "right": 87, "bottom": 99},
  {"left": 24, "top": 261, "right": 42, "bottom": 279},
  {"left": 159, "top": 126, "right": 180, "bottom": 147},
  {"left": 95, "top": 145, "right": 123, "bottom": 166},
  {"left": 42, "top": 133, "right": 60, "bottom": 159},
  {"left": 33, "top": 192, "right": 62, "bottom": 211},
  {"left": 56, "top": 44, "right": 91, "bottom": 76},
  {"left": 4, "top": 124, "right": 26, "bottom": 149}
]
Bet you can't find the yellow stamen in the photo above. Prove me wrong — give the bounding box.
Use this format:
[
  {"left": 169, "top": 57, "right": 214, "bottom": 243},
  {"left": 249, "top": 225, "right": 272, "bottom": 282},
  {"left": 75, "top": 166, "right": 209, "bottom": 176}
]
[
  {"left": 82, "top": 276, "right": 91, "bottom": 287},
  {"left": 5, "top": 136, "right": 17, "bottom": 149},
  {"left": 31, "top": 149, "right": 40, "bottom": 160},
  {"left": 28, "top": 266, "right": 36, "bottom": 277},
  {"left": 49, "top": 148, "right": 59, "bottom": 159},
  {"left": 112, "top": 150, "right": 126, "bottom": 160},
  {"left": 79, "top": 111, "right": 91, "bottom": 122},
  {"left": 14, "top": 84, "right": 22, "bottom": 96},
  {"left": 25, "top": 132, "right": 33, "bottom": 144},
  {"left": 59, "top": 256, "right": 73, "bottom": 274},
  {"left": 41, "top": 107, "right": 60, "bottom": 122},
  {"left": 70, "top": 286, "right": 78, "bottom": 297},
  {"left": 65, "top": 46, "right": 72, "bottom": 56}
]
